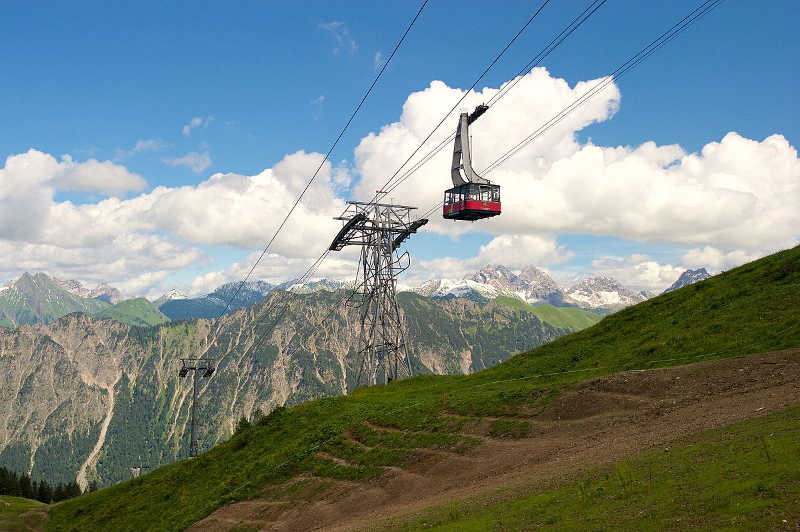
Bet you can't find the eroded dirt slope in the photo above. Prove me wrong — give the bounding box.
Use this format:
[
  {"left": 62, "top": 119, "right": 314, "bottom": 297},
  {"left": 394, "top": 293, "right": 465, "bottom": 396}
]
[{"left": 190, "top": 349, "right": 800, "bottom": 531}]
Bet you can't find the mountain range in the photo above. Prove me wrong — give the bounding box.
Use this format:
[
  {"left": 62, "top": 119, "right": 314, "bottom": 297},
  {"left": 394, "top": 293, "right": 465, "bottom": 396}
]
[
  {"left": 0, "top": 290, "right": 569, "bottom": 488},
  {"left": 0, "top": 264, "right": 713, "bottom": 329},
  {"left": 404, "top": 264, "right": 649, "bottom": 311}
]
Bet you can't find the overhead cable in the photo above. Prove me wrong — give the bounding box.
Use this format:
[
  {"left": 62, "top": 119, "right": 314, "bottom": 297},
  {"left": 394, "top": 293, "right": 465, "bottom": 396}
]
[{"left": 216, "top": 0, "right": 429, "bottom": 319}]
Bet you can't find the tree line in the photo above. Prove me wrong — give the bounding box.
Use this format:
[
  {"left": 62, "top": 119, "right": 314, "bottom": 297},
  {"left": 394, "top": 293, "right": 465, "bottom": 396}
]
[{"left": 0, "top": 466, "right": 95, "bottom": 503}]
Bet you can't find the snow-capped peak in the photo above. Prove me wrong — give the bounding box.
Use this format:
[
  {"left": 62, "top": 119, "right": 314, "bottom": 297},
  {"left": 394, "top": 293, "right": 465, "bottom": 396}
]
[
  {"left": 566, "top": 276, "right": 647, "bottom": 309},
  {"left": 162, "top": 288, "right": 188, "bottom": 301}
]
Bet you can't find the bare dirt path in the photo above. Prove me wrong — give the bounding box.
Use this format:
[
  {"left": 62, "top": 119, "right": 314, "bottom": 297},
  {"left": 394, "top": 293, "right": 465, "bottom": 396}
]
[{"left": 189, "top": 349, "right": 800, "bottom": 531}]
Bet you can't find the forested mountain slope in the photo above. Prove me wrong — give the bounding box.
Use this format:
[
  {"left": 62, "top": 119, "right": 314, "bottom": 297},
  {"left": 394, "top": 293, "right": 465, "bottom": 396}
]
[{"left": 0, "top": 292, "right": 563, "bottom": 488}]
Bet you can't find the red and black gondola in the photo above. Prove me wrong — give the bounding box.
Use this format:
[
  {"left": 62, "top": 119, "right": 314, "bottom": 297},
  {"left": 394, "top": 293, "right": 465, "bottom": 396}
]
[{"left": 443, "top": 104, "right": 500, "bottom": 221}]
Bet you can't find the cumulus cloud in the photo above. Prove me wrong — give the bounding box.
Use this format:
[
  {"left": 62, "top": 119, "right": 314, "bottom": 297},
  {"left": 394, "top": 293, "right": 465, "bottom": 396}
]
[
  {"left": 0, "top": 236, "right": 201, "bottom": 296},
  {"left": 588, "top": 254, "right": 685, "bottom": 292},
  {"left": 0, "top": 148, "right": 349, "bottom": 296},
  {"left": 349, "top": 69, "right": 798, "bottom": 263},
  {"left": 2, "top": 68, "right": 797, "bottom": 298},
  {"left": 680, "top": 246, "right": 765, "bottom": 271},
  {"left": 405, "top": 233, "right": 571, "bottom": 283},
  {"left": 0, "top": 149, "right": 146, "bottom": 243},
  {"left": 55, "top": 155, "right": 147, "bottom": 194},
  {"left": 318, "top": 21, "right": 357, "bottom": 55},
  {"left": 182, "top": 116, "right": 214, "bottom": 136},
  {"left": 163, "top": 151, "right": 212, "bottom": 173}
]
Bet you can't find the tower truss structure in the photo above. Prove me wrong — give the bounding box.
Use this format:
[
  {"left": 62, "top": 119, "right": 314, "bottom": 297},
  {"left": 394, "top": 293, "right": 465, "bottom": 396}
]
[{"left": 330, "top": 201, "right": 427, "bottom": 387}]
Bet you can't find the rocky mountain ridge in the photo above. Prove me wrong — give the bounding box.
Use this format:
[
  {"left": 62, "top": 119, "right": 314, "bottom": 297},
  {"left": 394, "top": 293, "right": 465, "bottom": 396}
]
[
  {"left": 58, "top": 279, "right": 123, "bottom": 305},
  {"left": 565, "top": 275, "right": 648, "bottom": 309},
  {"left": 405, "top": 265, "right": 650, "bottom": 311},
  {"left": 663, "top": 268, "right": 712, "bottom": 293}
]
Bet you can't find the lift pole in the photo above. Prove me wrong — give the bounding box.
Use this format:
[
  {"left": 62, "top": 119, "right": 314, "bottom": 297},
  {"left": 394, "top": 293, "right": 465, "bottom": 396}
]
[
  {"left": 178, "top": 358, "right": 215, "bottom": 457},
  {"left": 329, "top": 200, "right": 427, "bottom": 387}
]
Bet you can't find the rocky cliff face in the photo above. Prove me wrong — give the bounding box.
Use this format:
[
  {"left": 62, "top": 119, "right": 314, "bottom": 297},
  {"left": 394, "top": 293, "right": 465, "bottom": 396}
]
[{"left": 0, "top": 290, "right": 564, "bottom": 489}]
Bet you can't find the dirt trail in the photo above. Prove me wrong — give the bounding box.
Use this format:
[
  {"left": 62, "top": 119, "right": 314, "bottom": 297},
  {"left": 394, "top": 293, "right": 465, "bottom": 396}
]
[{"left": 190, "top": 349, "right": 800, "bottom": 531}]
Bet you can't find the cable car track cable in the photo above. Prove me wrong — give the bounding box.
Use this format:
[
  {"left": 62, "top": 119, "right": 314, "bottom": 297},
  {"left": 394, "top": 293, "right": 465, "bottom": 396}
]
[
  {"left": 215, "top": 0, "right": 429, "bottom": 320},
  {"left": 480, "top": 0, "right": 724, "bottom": 175},
  {"left": 416, "top": 0, "right": 724, "bottom": 221},
  {"left": 379, "top": 0, "right": 608, "bottom": 198},
  {"left": 371, "top": 0, "right": 553, "bottom": 205},
  {"left": 228, "top": 0, "right": 723, "bottom": 377}
]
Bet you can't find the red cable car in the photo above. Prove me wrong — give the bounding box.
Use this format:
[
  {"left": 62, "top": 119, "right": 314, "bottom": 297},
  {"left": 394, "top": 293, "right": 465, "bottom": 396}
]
[{"left": 443, "top": 104, "right": 501, "bottom": 221}]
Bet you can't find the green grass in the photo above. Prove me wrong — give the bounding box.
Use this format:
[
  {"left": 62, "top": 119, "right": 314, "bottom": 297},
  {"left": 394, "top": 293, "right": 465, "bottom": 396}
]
[
  {"left": 0, "top": 495, "right": 46, "bottom": 531},
  {"left": 47, "top": 246, "right": 800, "bottom": 531},
  {"left": 385, "top": 404, "right": 800, "bottom": 530},
  {"left": 93, "top": 298, "right": 170, "bottom": 327},
  {"left": 494, "top": 296, "right": 603, "bottom": 331}
]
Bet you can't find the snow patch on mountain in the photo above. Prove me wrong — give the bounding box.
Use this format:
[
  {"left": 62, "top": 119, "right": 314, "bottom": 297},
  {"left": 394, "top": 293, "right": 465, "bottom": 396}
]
[
  {"left": 566, "top": 276, "right": 647, "bottom": 309},
  {"left": 153, "top": 288, "right": 189, "bottom": 308}
]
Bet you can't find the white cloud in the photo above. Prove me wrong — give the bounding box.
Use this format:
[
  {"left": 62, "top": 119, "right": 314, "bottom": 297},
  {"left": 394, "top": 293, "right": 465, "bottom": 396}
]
[
  {"left": 405, "top": 233, "right": 571, "bottom": 283},
  {"left": 680, "top": 246, "right": 765, "bottom": 271},
  {"left": 311, "top": 95, "right": 326, "bottom": 105},
  {"left": 374, "top": 51, "right": 384, "bottom": 70},
  {"left": 0, "top": 148, "right": 350, "bottom": 296},
  {"left": 0, "top": 149, "right": 146, "bottom": 244},
  {"left": 589, "top": 254, "right": 685, "bottom": 292},
  {"left": 182, "top": 116, "right": 214, "bottom": 136},
  {"left": 55, "top": 154, "right": 147, "bottom": 195},
  {"left": 351, "top": 68, "right": 800, "bottom": 257},
  {"left": 115, "top": 138, "right": 167, "bottom": 160},
  {"left": 318, "top": 21, "right": 357, "bottom": 55},
  {"left": 163, "top": 152, "right": 212, "bottom": 173}
]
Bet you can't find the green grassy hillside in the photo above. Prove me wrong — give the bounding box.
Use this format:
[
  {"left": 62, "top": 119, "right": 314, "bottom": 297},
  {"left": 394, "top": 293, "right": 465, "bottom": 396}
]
[
  {"left": 0, "top": 495, "right": 46, "bottom": 531},
  {"left": 47, "top": 246, "right": 800, "bottom": 531},
  {"left": 495, "top": 296, "right": 603, "bottom": 330},
  {"left": 93, "top": 298, "right": 170, "bottom": 327},
  {"left": 0, "top": 273, "right": 110, "bottom": 326},
  {"left": 387, "top": 403, "right": 800, "bottom": 530}
]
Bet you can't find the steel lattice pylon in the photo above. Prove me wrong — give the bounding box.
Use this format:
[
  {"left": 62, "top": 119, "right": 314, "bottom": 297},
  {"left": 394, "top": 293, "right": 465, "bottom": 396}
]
[{"left": 330, "top": 201, "right": 427, "bottom": 387}]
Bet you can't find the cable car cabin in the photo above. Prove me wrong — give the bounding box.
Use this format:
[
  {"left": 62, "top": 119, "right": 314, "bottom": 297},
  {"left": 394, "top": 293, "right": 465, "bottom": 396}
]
[{"left": 443, "top": 183, "right": 500, "bottom": 221}]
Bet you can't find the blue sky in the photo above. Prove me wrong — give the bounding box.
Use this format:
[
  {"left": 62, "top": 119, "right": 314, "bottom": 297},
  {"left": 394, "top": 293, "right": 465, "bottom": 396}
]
[{"left": 0, "top": 0, "right": 798, "bottom": 296}]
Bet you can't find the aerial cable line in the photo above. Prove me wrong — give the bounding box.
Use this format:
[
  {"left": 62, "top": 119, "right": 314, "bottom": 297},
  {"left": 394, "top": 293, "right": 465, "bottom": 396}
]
[
  {"left": 371, "top": 0, "right": 552, "bottom": 205},
  {"left": 235, "top": 0, "right": 598, "bottom": 362},
  {"left": 232, "top": 1, "right": 553, "bottom": 361},
  {"left": 215, "top": 0, "right": 429, "bottom": 319},
  {"left": 416, "top": 0, "right": 724, "bottom": 220},
  {"left": 226, "top": 0, "right": 612, "bottom": 367},
  {"left": 480, "top": 0, "right": 724, "bottom": 175},
  {"left": 380, "top": 0, "right": 607, "bottom": 197}
]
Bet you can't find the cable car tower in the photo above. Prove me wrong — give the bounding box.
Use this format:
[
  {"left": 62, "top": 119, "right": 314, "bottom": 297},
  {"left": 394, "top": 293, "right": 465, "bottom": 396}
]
[
  {"left": 443, "top": 104, "right": 501, "bottom": 221},
  {"left": 329, "top": 200, "right": 427, "bottom": 387}
]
